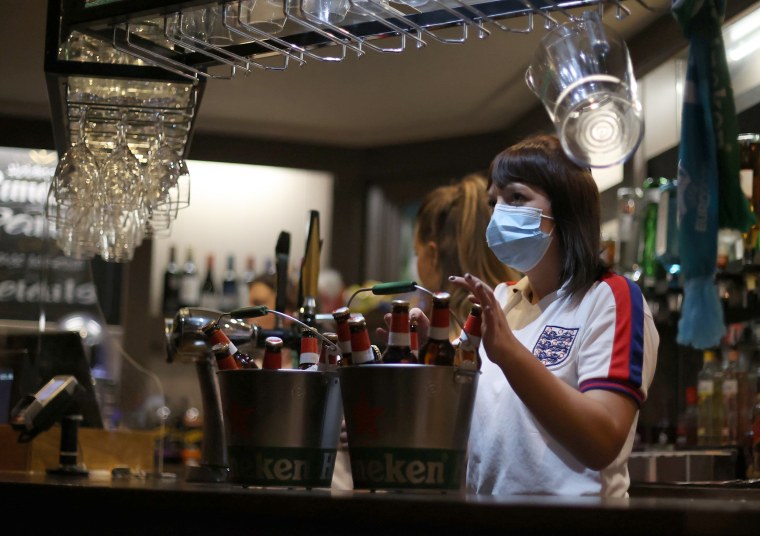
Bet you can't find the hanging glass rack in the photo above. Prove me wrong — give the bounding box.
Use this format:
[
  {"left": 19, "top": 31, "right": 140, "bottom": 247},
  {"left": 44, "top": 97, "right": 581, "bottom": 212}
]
[{"left": 46, "top": 0, "right": 664, "bottom": 162}]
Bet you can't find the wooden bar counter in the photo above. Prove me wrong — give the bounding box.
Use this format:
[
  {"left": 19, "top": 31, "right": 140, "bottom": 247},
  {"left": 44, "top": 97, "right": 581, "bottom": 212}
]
[{"left": 2, "top": 469, "right": 760, "bottom": 535}]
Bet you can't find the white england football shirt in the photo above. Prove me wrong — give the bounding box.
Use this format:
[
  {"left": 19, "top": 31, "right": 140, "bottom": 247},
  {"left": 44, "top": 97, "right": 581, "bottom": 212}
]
[{"left": 466, "top": 273, "right": 659, "bottom": 497}]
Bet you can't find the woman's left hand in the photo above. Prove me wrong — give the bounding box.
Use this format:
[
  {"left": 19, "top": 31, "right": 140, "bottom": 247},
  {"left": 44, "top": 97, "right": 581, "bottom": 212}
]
[{"left": 448, "top": 273, "right": 517, "bottom": 369}]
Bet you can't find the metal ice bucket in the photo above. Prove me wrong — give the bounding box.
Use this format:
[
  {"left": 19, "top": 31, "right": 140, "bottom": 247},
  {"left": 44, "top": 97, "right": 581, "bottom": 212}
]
[
  {"left": 217, "top": 369, "right": 342, "bottom": 488},
  {"left": 339, "top": 364, "right": 479, "bottom": 492}
]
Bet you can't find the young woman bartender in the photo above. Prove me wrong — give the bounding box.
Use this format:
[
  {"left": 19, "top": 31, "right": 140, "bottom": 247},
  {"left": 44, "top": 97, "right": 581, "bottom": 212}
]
[{"left": 421, "top": 134, "right": 659, "bottom": 496}]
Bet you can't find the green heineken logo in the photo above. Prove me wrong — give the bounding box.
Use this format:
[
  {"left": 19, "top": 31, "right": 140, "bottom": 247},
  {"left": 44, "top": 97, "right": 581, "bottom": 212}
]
[
  {"left": 228, "top": 446, "right": 336, "bottom": 487},
  {"left": 350, "top": 448, "right": 465, "bottom": 490}
]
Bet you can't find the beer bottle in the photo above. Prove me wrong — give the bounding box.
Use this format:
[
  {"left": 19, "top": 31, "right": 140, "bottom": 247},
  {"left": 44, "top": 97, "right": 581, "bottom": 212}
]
[
  {"left": 262, "top": 336, "right": 284, "bottom": 370},
  {"left": 457, "top": 303, "right": 482, "bottom": 370},
  {"left": 332, "top": 306, "right": 353, "bottom": 366},
  {"left": 419, "top": 292, "right": 456, "bottom": 366},
  {"left": 381, "top": 299, "right": 417, "bottom": 364},
  {"left": 202, "top": 321, "right": 256, "bottom": 369},
  {"left": 348, "top": 316, "right": 378, "bottom": 365},
  {"left": 319, "top": 332, "right": 341, "bottom": 366},
  {"left": 410, "top": 319, "right": 419, "bottom": 361},
  {"left": 298, "top": 328, "right": 320, "bottom": 370},
  {"left": 211, "top": 343, "right": 241, "bottom": 370}
]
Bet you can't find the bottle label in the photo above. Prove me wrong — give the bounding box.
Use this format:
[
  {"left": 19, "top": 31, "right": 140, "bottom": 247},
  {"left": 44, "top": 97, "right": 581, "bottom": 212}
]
[
  {"left": 227, "top": 446, "right": 336, "bottom": 488},
  {"left": 429, "top": 325, "right": 449, "bottom": 341},
  {"left": 349, "top": 447, "right": 466, "bottom": 491},
  {"left": 698, "top": 379, "right": 714, "bottom": 396},
  {"left": 723, "top": 379, "right": 738, "bottom": 396},
  {"left": 388, "top": 332, "right": 410, "bottom": 347}
]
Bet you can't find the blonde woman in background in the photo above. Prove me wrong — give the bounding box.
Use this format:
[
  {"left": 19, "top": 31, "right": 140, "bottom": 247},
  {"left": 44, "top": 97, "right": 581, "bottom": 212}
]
[{"left": 413, "top": 172, "right": 521, "bottom": 337}]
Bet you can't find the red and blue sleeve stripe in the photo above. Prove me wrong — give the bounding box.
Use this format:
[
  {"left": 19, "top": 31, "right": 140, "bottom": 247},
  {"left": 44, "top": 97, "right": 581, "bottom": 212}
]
[{"left": 579, "top": 273, "right": 646, "bottom": 405}]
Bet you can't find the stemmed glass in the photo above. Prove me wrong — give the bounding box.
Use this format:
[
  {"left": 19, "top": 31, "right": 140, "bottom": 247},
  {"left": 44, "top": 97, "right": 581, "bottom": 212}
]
[
  {"left": 98, "top": 113, "right": 145, "bottom": 261},
  {"left": 143, "top": 113, "right": 187, "bottom": 236},
  {"left": 100, "top": 113, "right": 143, "bottom": 211},
  {"left": 48, "top": 106, "right": 102, "bottom": 259},
  {"left": 52, "top": 107, "right": 99, "bottom": 210}
]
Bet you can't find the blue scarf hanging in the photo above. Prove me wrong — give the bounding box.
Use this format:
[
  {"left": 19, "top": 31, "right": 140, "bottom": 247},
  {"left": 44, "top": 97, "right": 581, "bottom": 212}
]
[{"left": 673, "top": 0, "right": 753, "bottom": 349}]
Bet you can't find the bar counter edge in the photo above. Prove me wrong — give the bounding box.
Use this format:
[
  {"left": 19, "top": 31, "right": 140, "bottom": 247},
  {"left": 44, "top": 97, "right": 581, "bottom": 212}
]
[{"left": 1, "top": 470, "right": 759, "bottom": 535}]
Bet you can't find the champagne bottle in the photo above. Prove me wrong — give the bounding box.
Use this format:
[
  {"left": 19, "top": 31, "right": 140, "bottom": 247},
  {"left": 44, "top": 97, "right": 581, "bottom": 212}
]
[
  {"left": 348, "top": 316, "right": 378, "bottom": 365},
  {"left": 262, "top": 336, "right": 284, "bottom": 370},
  {"left": 179, "top": 247, "right": 200, "bottom": 308},
  {"left": 199, "top": 253, "right": 217, "bottom": 309},
  {"left": 298, "top": 328, "right": 320, "bottom": 370},
  {"left": 380, "top": 299, "right": 417, "bottom": 364},
  {"left": 420, "top": 292, "right": 456, "bottom": 366},
  {"left": 220, "top": 254, "right": 240, "bottom": 312},
  {"left": 332, "top": 306, "right": 353, "bottom": 366},
  {"left": 457, "top": 303, "right": 482, "bottom": 370},
  {"left": 162, "top": 245, "right": 181, "bottom": 317}
]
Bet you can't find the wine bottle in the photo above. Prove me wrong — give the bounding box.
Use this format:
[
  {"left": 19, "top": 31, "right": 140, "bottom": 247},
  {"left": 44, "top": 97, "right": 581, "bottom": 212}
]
[
  {"left": 419, "top": 292, "right": 456, "bottom": 366},
  {"left": 162, "top": 245, "right": 181, "bottom": 317},
  {"left": 220, "top": 253, "right": 240, "bottom": 312},
  {"left": 199, "top": 253, "right": 217, "bottom": 309},
  {"left": 381, "top": 299, "right": 417, "bottom": 364},
  {"left": 239, "top": 255, "right": 256, "bottom": 307},
  {"left": 179, "top": 246, "right": 200, "bottom": 308}
]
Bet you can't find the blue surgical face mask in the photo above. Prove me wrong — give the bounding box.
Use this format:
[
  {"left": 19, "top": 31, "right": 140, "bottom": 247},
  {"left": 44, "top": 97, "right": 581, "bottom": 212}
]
[{"left": 486, "top": 204, "right": 554, "bottom": 273}]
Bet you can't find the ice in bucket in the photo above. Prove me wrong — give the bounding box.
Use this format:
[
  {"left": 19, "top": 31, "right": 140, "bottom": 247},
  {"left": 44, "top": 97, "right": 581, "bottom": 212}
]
[
  {"left": 340, "top": 364, "right": 478, "bottom": 491},
  {"left": 218, "top": 368, "right": 342, "bottom": 488}
]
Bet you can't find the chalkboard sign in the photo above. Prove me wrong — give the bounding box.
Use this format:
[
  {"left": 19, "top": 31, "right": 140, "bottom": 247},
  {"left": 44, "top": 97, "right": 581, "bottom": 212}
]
[{"left": 0, "top": 147, "right": 121, "bottom": 325}]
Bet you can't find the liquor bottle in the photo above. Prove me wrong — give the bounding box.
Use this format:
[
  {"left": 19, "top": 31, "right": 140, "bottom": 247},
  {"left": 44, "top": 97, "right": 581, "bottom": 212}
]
[
  {"left": 410, "top": 319, "right": 419, "bottom": 361},
  {"left": 161, "top": 245, "right": 181, "bottom": 317},
  {"left": 319, "top": 332, "right": 340, "bottom": 366},
  {"left": 179, "top": 247, "right": 200, "bottom": 308},
  {"left": 201, "top": 321, "right": 255, "bottom": 369},
  {"left": 332, "top": 306, "right": 353, "bottom": 366},
  {"left": 722, "top": 349, "right": 741, "bottom": 445},
  {"left": 262, "top": 336, "right": 284, "bottom": 370},
  {"left": 697, "top": 349, "right": 723, "bottom": 446},
  {"left": 381, "top": 300, "right": 417, "bottom": 364},
  {"left": 615, "top": 187, "right": 643, "bottom": 276},
  {"left": 220, "top": 254, "right": 240, "bottom": 312},
  {"left": 676, "top": 386, "right": 699, "bottom": 449},
  {"left": 348, "top": 316, "right": 378, "bottom": 365},
  {"left": 199, "top": 253, "right": 217, "bottom": 310},
  {"left": 457, "top": 303, "right": 483, "bottom": 370},
  {"left": 739, "top": 133, "right": 760, "bottom": 264},
  {"left": 211, "top": 342, "right": 241, "bottom": 370},
  {"left": 419, "top": 292, "right": 456, "bottom": 366},
  {"left": 639, "top": 181, "right": 665, "bottom": 295},
  {"left": 298, "top": 328, "right": 320, "bottom": 370}
]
